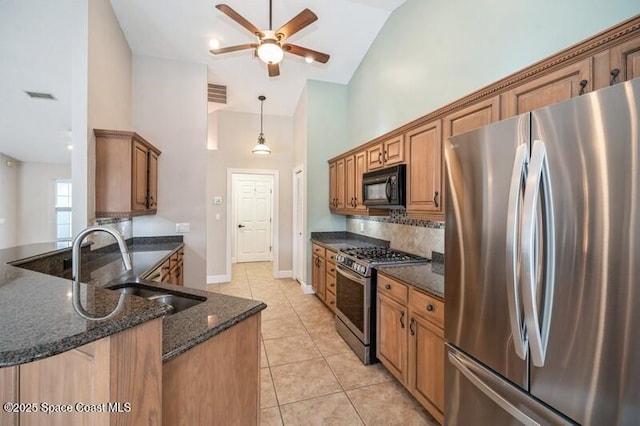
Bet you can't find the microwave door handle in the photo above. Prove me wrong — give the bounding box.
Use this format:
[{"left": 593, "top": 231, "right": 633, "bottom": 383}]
[{"left": 385, "top": 177, "right": 392, "bottom": 202}]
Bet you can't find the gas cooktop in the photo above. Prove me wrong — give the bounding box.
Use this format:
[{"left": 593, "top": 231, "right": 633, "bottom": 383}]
[{"left": 335, "top": 246, "right": 428, "bottom": 277}]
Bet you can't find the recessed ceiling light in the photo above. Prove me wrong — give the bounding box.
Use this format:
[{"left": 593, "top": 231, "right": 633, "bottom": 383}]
[
  {"left": 305, "top": 57, "right": 314, "bottom": 64},
  {"left": 24, "top": 91, "right": 56, "bottom": 100},
  {"left": 209, "top": 39, "right": 220, "bottom": 49}
]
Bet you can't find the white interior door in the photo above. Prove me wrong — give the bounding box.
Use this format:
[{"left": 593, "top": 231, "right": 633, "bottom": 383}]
[
  {"left": 234, "top": 174, "right": 273, "bottom": 263},
  {"left": 293, "top": 168, "right": 304, "bottom": 283}
]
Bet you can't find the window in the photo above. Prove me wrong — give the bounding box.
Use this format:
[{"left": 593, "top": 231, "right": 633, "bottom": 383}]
[{"left": 55, "top": 180, "right": 72, "bottom": 245}]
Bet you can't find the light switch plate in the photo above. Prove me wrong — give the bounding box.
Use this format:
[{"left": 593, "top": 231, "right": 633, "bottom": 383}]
[
  {"left": 176, "top": 222, "right": 190, "bottom": 233},
  {"left": 213, "top": 196, "right": 223, "bottom": 204}
]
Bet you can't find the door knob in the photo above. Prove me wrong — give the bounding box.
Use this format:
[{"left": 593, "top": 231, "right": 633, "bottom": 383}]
[{"left": 238, "top": 224, "right": 245, "bottom": 228}]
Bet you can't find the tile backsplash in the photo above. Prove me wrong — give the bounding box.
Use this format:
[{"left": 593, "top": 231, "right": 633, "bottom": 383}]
[
  {"left": 91, "top": 218, "right": 133, "bottom": 250},
  {"left": 346, "top": 211, "right": 444, "bottom": 259}
]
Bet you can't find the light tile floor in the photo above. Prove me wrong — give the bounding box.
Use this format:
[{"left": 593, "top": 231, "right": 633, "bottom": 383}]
[{"left": 208, "top": 262, "right": 439, "bottom": 426}]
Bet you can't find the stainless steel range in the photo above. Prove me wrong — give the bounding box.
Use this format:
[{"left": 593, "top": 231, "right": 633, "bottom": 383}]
[{"left": 334, "top": 246, "right": 427, "bottom": 364}]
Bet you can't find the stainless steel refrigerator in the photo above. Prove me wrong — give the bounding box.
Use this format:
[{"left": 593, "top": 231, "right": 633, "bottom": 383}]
[{"left": 444, "top": 77, "right": 640, "bottom": 425}]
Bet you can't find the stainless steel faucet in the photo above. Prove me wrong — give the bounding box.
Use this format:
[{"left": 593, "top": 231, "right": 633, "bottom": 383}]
[{"left": 71, "top": 226, "right": 132, "bottom": 321}]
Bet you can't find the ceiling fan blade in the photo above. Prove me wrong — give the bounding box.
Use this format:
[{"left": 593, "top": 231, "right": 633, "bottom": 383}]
[
  {"left": 275, "top": 9, "right": 317, "bottom": 41},
  {"left": 283, "top": 44, "right": 330, "bottom": 64},
  {"left": 268, "top": 63, "right": 280, "bottom": 77},
  {"left": 215, "top": 4, "right": 264, "bottom": 37},
  {"left": 209, "top": 43, "right": 258, "bottom": 55}
]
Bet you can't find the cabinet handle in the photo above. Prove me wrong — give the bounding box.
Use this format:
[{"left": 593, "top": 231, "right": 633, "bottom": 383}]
[
  {"left": 384, "top": 150, "right": 389, "bottom": 161},
  {"left": 410, "top": 318, "right": 415, "bottom": 336},
  {"left": 610, "top": 68, "right": 620, "bottom": 86},
  {"left": 426, "top": 304, "right": 435, "bottom": 312},
  {"left": 400, "top": 311, "right": 405, "bottom": 329},
  {"left": 385, "top": 284, "right": 391, "bottom": 290},
  {"left": 353, "top": 197, "right": 358, "bottom": 207},
  {"left": 579, "top": 79, "right": 588, "bottom": 96},
  {"left": 149, "top": 196, "right": 155, "bottom": 207},
  {"left": 433, "top": 191, "right": 439, "bottom": 208},
  {"left": 378, "top": 152, "right": 382, "bottom": 164}
]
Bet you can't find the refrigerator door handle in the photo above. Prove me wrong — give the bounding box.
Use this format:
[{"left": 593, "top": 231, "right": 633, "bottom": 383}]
[
  {"left": 506, "top": 144, "right": 529, "bottom": 360},
  {"left": 448, "top": 351, "right": 541, "bottom": 426},
  {"left": 521, "top": 139, "right": 556, "bottom": 367}
]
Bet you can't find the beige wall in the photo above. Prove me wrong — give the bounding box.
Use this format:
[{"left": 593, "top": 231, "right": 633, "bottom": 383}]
[
  {"left": 72, "top": 0, "right": 132, "bottom": 234},
  {"left": 132, "top": 55, "right": 208, "bottom": 290},
  {"left": 0, "top": 154, "right": 19, "bottom": 249},
  {"left": 18, "top": 162, "right": 72, "bottom": 245},
  {"left": 207, "top": 110, "right": 294, "bottom": 280}
]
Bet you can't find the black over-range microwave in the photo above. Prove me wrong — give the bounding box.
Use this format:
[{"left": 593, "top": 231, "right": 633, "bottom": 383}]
[{"left": 362, "top": 164, "right": 406, "bottom": 209}]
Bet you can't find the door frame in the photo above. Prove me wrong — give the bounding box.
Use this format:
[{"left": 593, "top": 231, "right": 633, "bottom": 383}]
[
  {"left": 226, "top": 168, "right": 280, "bottom": 279},
  {"left": 292, "top": 165, "right": 306, "bottom": 287}
]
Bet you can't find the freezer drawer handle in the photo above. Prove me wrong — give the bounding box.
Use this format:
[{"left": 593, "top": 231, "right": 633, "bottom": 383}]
[
  {"left": 506, "top": 143, "right": 529, "bottom": 361},
  {"left": 448, "top": 351, "right": 541, "bottom": 426},
  {"left": 522, "top": 139, "right": 556, "bottom": 368}
]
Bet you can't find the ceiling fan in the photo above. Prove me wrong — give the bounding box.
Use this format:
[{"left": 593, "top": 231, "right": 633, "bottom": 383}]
[{"left": 210, "top": 1, "right": 330, "bottom": 77}]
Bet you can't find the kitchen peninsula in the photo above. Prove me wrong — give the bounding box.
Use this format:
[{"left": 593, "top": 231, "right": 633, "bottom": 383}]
[{"left": 0, "top": 239, "right": 265, "bottom": 425}]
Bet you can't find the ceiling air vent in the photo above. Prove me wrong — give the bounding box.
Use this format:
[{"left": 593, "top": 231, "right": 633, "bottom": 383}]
[
  {"left": 24, "top": 91, "right": 57, "bottom": 100},
  {"left": 208, "top": 84, "right": 227, "bottom": 104}
]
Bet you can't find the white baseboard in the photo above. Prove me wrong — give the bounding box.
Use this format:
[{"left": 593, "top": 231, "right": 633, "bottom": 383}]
[
  {"left": 301, "top": 283, "right": 314, "bottom": 294},
  {"left": 207, "top": 274, "right": 231, "bottom": 284},
  {"left": 276, "top": 270, "right": 292, "bottom": 279}
]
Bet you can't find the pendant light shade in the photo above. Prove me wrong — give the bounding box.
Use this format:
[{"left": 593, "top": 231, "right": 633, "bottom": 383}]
[{"left": 252, "top": 95, "right": 271, "bottom": 155}]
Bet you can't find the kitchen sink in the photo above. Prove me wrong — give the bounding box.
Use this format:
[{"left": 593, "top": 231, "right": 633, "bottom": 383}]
[{"left": 107, "top": 283, "right": 206, "bottom": 315}]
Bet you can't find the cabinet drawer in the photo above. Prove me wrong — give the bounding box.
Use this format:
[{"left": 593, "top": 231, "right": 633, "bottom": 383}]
[
  {"left": 326, "top": 290, "right": 336, "bottom": 312},
  {"left": 326, "top": 260, "right": 337, "bottom": 277},
  {"left": 409, "top": 288, "right": 444, "bottom": 328},
  {"left": 326, "top": 273, "right": 336, "bottom": 294},
  {"left": 312, "top": 243, "right": 326, "bottom": 258},
  {"left": 326, "top": 249, "right": 337, "bottom": 263},
  {"left": 377, "top": 273, "right": 408, "bottom": 304}
]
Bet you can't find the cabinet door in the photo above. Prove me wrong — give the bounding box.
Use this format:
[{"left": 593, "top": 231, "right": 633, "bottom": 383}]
[
  {"left": 148, "top": 151, "right": 158, "bottom": 211},
  {"left": 335, "top": 158, "right": 346, "bottom": 210},
  {"left": 317, "top": 257, "right": 326, "bottom": 301},
  {"left": 610, "top": 34, "right": 640, "bottom": 83},
  {"left": 366, "top": 143, "right": 384, "bottom": 170},
  {"left": 501, "top": 59, "right": 591, "bottom": 118},
  {"left": 132, "top": 141, "right": 149, "bottom": 212},
  {"left": 409, "top": 315, "right": 445, "bottom": 423},
  {"left": 405, "top": 120, "right": 443, "bottom": 216},
  {"left": 329, "top": 161, "right": 337, "bottom": 210},
  {"left": 383, "top": 135, "right": 404, "bottom": 165},
  {"left": 444, "top": 95, "right": 500, "bottom": 140},
  {"left": 377, "top": 293, "right": 408, "bottom": 384},
  {"left": 345, "top": 155, "right": 356, "bottom": 210},
  {"left": 354, "top": 150, "right": 367, "bottom": 212}
]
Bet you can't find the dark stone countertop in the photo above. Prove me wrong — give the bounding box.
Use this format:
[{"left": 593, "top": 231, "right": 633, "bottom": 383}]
[
  {"left": 310, "top": 231, "right": 389, "bottom": 251},
  {"left": 376, "top": 261, "right": 444, "bottom": 300},
  {"left": 0, "top": 237, "right": 266, "bottom": 366}
]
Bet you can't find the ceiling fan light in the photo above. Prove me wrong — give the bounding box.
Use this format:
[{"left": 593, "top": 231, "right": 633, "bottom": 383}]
[
  {"left": 257, "top": 40, "right": 283, "bottom": 64},
  {"left": 305, "top": 56, "right": 314, "bottom": 64}
]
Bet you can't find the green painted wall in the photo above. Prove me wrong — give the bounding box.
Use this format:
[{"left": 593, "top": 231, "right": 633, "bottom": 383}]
[{"left": 347, "top": 0, "right": 640, "bottom": 146}]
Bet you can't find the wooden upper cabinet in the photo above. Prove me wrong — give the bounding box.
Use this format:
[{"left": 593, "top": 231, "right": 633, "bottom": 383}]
[
  {"left": 95, "top": 129, "right": 161, "bottom": 218},
  {"left": 444, "top": 96, "right": 500, "bottom": 140},
  {"left": 367, "top": 135, "right": 405, "bottom": 170},
  {"left": 405, "top": 120, "right": 443, "bottom": 218},
  {"left": 501, "top": 59, "right": 592, "bottom": 118},
  {"left": 335, "top": 158, "right": 346, "bottom": 210},
  {"left": 344, "top": 150, "right": 368, "bottom": 212},
  {"left": 610, "top": 34, "right": 640, "bottom": 84},
  {"left": 329, "top": 161, "right": 337, "bottom": 210}
]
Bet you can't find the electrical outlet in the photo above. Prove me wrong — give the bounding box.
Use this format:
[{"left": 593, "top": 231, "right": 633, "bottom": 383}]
[{"left": 176, "top": 223, "right": 190, "bottom": 233}]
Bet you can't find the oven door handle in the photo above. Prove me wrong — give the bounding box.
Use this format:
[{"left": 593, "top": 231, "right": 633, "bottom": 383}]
[{"left": 336, "top": 264, "right": 366, "bottom": 285}]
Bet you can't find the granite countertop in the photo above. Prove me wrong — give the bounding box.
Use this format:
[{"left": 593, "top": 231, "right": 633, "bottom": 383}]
[
  {"left": 0, "top": 237, "right": 266, "bottom": 366},
  {"left": 311, "top": 231, "right": 389, "bottom": 250},
  {"left": 376, "top": 260, "right": 444, "bottom": 300}
]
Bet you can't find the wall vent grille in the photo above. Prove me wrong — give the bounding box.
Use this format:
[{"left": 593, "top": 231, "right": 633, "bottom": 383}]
[
  {"left": 208, "top": 84, "right": 227, "bottom": 104},
  {"left": 24, "top": 91, "right": 56, "bottom": 100}
]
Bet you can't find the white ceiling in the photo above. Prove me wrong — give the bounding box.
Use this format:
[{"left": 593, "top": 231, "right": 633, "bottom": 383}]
[
  {"left": 0, "top": 0, "right": 404, "bottom": 163},
  {"left": 110, "top": 0, "right": 405, "bottom": 116}
]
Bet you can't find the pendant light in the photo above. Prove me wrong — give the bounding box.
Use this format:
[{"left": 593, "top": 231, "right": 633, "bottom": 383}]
[{"left": 252, "top": 95, "right": 271, "bottom": 155}]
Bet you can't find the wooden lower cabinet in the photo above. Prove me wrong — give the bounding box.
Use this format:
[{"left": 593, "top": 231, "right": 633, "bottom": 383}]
[
  {"left": 2, "top": 319, "right": 162, "bottom": 426},
  {"left": 408, "top": 314, "right": 445, "bottom": 424},
  {"left": 325, "top": 249, "right": 337, "bottom": 312},
  {"left": 376, "top": 272, "right": 445, "bottom": 424},
  {"left": 376, "top": 293, "right": 408, "bottom": 383},
  {"left": 312, "top": 253, "right": 326, "bottom": 301},
  {"left": 163, "top": 313, "right": 261, "bottom": 425},
  {"left": 311, "top": 243, "right": 337, "bottom": 311}
]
